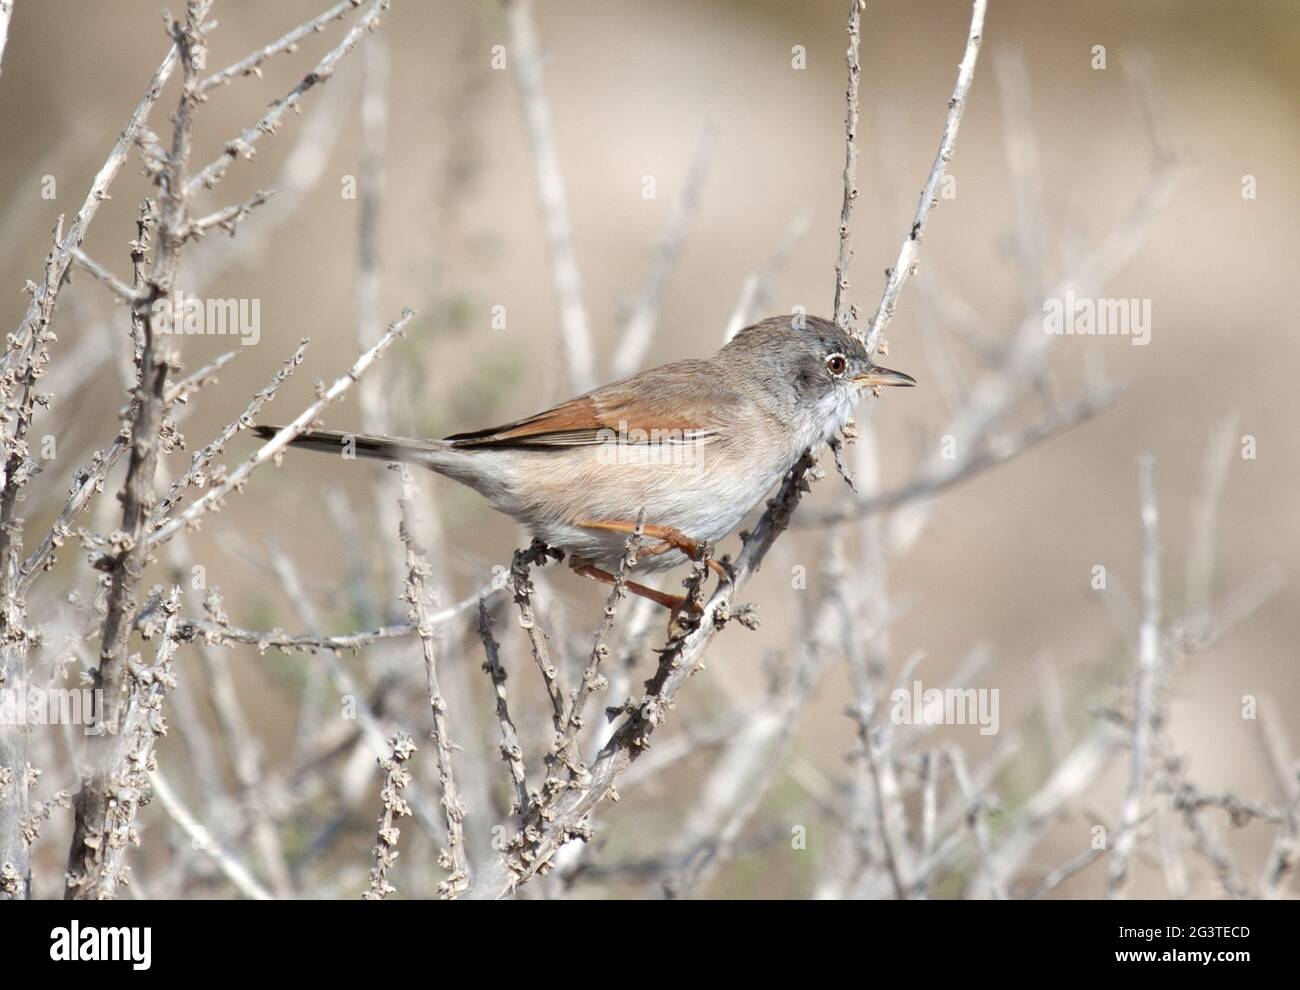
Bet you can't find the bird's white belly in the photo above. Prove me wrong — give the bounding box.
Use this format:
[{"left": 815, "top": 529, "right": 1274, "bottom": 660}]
[{"left": 521, "top": 441, "right": 791, "bottom": 571}]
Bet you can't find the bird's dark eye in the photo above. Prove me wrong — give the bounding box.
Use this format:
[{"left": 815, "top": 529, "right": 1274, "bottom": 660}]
[{"left": 826, "top": 353, "right": 847, "bottom": 376}]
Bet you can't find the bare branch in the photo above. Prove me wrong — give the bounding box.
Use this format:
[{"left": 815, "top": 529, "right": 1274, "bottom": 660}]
[
  {"left": 504, "top": 0, "right": 596, "bottom": 392},
  {"left": 69, "top": 248, "right": 140, "bottom": 304},
  {"left": 831, "top": 0, "right": 864, "bottom": 329},
  {"left": 67, "top": 6, "right": 207, "bottom": 897},
  {"left": 148, "top": 339, "right": 310, "bottom": 528},
  {"left": 147, "top": 308, "right": 413, "bottom": 549},
  {"left": 151, "top": 771, "right": 272, "bottom": 900},
  {"left": 863, "top": 0, "right": 986, "bottom": 352},
  {"left": 396, "top": 465, "right": 469, "bottom": 896},
  {"left": 68, "top": 589, "right": 183, "bottom": 898},
  {"left": 18, "top": 351, "right": 239, "bottom": 593},
  {"left": 477, "top": 599, "right": 531, "bottom": 818},
  {"left": 507, "top": 541, "right": 569, "bottom": 759},
  {"left": 560, "top": 516, "right": 644, "bottom": 766},
  {"left": 3, "top": 0, "right": 216, "bottom": 377},
  {"left": 1108, "top": 454, "right": 1163, "bottom": 897},
  {"left": 198, "top": 0, "right": 365, "bottom": 94},
  {"left": 178, "top": 580, "right": 495, "bottom": 653},
  {"left": 186, "top": 190, "right": 273, "bottom": 238},
  {"left": 187, "top": 0, "right": 390, "bottom": 195},
  {"left": 362, "top": 732, "right": 416, "bottom": 900}
]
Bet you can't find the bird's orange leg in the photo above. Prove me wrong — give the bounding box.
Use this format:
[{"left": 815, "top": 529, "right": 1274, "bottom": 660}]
[
  {"left": 571, "top": 561, "right": 695, "bottom": 615},
  {"left": 574, "top": 518, "right": 730, "bottom": 581}
]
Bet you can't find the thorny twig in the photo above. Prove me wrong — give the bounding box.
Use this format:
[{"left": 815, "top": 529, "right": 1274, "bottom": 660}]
[
  {"left": 148, "top": 308, "right": 413, "bottom": 549},
  {"left": 396, "top": 465, "right": 469, "bottom": 895},
  {"left": 187, "top": 0, "right": 390, "bottom": 194},
  {"left": 560, "top": 515, "right": 645, "bottom": 765},
  {"left": 66, "top": 5, "right": 208, "bottom": 897},
  {"left": 362, "top": 732, "right": 416, "bottom": 900},
  {"left": 863, "top": 0, "right": 986, "bottom": 354},
  {"left": 831, "top": 0, "right": 864, "bottom": 330},
  {"left": 477, "top": 600, "right": 531, "bottom": 818}
]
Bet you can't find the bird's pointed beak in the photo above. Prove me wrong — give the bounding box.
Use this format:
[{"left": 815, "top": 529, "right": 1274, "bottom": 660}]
[{"left": 854, "top": 364, "right": 917, "bottom": 388}]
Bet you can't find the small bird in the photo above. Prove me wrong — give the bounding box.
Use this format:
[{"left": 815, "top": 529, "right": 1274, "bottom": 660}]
[{"left": 254, "top": 315, "right": 914, "bottom": 613}]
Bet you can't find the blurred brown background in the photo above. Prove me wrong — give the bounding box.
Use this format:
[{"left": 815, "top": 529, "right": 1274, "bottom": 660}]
[{"left": 1, "top": 0, "right": 1296, "bottom": 897}]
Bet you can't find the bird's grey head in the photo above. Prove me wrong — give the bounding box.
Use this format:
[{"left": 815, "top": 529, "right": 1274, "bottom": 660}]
[
  {"left": 722, "top": 311, "right": 915, "bottom": 446},
  {"left": 720, "top": 315, "right": 915, "bottom": 440}
]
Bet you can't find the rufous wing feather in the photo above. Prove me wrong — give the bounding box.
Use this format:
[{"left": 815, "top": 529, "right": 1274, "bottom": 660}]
[{"left": 443, "top": 359, "right": 726, "bottom": 450}]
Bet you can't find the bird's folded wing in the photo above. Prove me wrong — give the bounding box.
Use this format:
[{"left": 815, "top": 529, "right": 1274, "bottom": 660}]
[{"left": 444, "top": 359, "right": 725, "bottom": 450}]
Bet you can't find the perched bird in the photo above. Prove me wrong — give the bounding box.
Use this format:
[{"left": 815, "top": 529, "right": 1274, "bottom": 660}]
[{"left": 254, "top": 315, "right": 914, "bottom": 612}]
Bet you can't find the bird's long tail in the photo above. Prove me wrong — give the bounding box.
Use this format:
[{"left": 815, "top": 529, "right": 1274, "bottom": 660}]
[{"left": 250, "top": 425, "right": 447, "bottom": 466}]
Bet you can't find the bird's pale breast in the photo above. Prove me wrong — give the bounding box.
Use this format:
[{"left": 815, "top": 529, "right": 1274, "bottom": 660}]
[{"left": 513, "top": 429, "right": 790, "bottom": 570}]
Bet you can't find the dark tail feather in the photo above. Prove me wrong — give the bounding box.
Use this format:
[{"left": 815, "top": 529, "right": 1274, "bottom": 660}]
[{"left": 250, "top": 425, "right": 443, "bottom": 465}]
